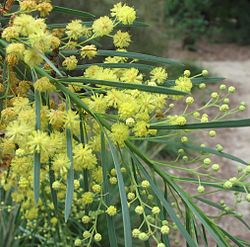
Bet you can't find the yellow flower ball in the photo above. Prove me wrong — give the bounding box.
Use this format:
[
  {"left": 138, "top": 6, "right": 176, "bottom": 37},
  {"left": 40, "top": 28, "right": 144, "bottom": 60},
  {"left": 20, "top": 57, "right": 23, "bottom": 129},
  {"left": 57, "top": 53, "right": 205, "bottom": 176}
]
[
  {"left": 150, "top": 67, "right": 168, "bottom": 84},
  {"left": 34, "top": 77, "right": 56, "bottom": 92},
  {"left": 113, "top": 30, "right": 131, "bottom": 48},
  {"left": 111, "top": 122, "right": 129, "bottom": 146},
  {"left": 66, "top": 20, "right": 88, "bottom": 40},
  {"left": 81, "top": 192, "right": 94, "bottom": 205},
  {"left": 106, "top": 205, "right": 117, "bottom": 216},
  {"left": 23, "top": 49, "right": 43, "bottom": 67},
  {"left": 92, "top": 16, "right": 113, "bottom": 37},
  {"left": 111, "top": 3, "right": 136, "bottom": 25},
  {"left": 62, "top": 56, "right": 78, "bottom": 70},
  {"left": 81, "top": 45, "right": 97, "bottom": 59}
]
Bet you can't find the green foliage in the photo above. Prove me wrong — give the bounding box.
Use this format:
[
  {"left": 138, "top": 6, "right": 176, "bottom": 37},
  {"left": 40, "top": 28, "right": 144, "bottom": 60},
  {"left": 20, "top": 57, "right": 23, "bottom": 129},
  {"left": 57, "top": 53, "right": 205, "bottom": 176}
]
[
  {"left": 0, "top": 1, "right": 250, "bottom": 247},
  {"left": 164, "top": 0, "right": 210, "bottom": 50},
  {"left": 164, "top": 0, "right": 250, "bottom": 46}
]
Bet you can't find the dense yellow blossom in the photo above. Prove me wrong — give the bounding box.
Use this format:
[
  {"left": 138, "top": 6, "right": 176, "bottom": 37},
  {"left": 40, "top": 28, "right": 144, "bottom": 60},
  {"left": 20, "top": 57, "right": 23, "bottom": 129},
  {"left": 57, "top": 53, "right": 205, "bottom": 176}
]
[
  {"left": 62, "top": 56, "right": 78, "bottom": 70},
  {"left": 120, "top": 68, "right": 143, "bottom": 83},
  {"left": 118, "top": 101, "right": 138, "bottom": 119},
  {"left": 29, "top": 31, "right": 53, "bottom": 52},
  {"left": 34, "top": 77, "right": 56, "bottom": 92},
  {"left": 23, "top": 49, "right": 43, "bottom": 67},
  {"left": 106, "top": 205, "right": 117, "bottom": 216},
  {"left": 173, "top": 76, "right": 193, "bottom": 96},
  {"left": 133, "top": 121, "right": 150, "bottom": 137},
  {"left": 81, "top": 192, "right": 94, "bottom": 204},
  {"left": 20, "top": 0, "right": 37, "bottom": 12},
  {"left": 111, "top": 3, "right": 136, "bottom": 25},
  {"left": 111, "top": 122, "right": 129, "bottom": 146},
  {"left": 13, "top": 14, "right": 38, "bottom": 36},
  {"left": 64, "top": 110, "right": 79, "bottom": 129},
  {"left": 113, "top": 31, "right": 131, "bottom": 48},
  {"left": 73, "top": 144, "right": 97, "bottom": 170},
  {"left": 84, "top": 94, "right": 108, "bottom": 113},
  {"left": 92, "top": 16, "right": 114, "bottom": 37},
  {"left": 91, "top": 166, "right": 103, "bottom": 184},
  {"left": 6, "top": 121, "right": 32, "bottom": 143},
  {"left": 28, "top": 130, "right": 50, "bottom": 153},
  {"left": 81, "top": 45, "right": 97, "bottom": 59},
  {"left": 52, "top": 153, "right": 70, "bottom": 175},
  {"left": 2, "top": 27, "right": 19, "bottom": 41},
  {"left": 36, "top": 2, "right": 53, "bottom": 17},
  {"left": 168, "top": 115, "right": 187, "bottom": 125},
  {"left": 66, "top": 20, "right": 88, "bottom": 40},
  {"left": 150, "top": 67, "right": 168, "bottom": 84},
  {"left": 48, "top": 110, "right": 65, "bottom": 129},
  {"left": 6, "top": 43, "right": 25, "bottom": 59}
]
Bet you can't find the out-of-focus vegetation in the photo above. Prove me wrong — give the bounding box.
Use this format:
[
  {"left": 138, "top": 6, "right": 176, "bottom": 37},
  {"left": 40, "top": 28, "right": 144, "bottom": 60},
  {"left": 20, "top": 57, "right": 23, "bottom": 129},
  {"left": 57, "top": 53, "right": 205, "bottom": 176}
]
[
  {"left": 55, "top": 0, "right": 250, "bottom": 53},
  {"left": 165, "top": 0, "right": 250, "bottom": 48}
]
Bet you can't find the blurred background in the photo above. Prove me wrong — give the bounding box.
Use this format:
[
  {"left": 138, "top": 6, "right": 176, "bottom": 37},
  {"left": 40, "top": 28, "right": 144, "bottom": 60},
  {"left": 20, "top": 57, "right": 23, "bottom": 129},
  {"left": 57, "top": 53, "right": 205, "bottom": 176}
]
[
  {"left": 53, "top": 0, "right": 250, "bottom": 239},
  {"left": 55, "top": 0, "right": 250, "bottom": 53}
]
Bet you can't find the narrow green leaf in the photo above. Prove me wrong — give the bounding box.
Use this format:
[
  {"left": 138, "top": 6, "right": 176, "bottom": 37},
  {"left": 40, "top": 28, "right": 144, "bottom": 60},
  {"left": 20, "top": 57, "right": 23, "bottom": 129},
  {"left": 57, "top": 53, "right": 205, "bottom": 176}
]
[
  {"left": 164, "top": 77, "right": 225, "bottom": 87},
  {"left": 33, "top": 153, "right": 41, "bottom": 204},
  {"left": 47, "top": 23, "right": 67, "bottom": 29},
  {"left": 106, "top": 135, "right": 132, "bottom": 247},
  {"left": 34, "top": 89, "right": 41, "bottom": 204},
  {"left": 186, "top": 206, "right": 193, "bottom": 247},
  {"left": 64, "top": 99, "right": 74, "bottom": 222},
  {"left": 48, "top": 163, "right": 58, "bottom": 211},
  {"left": 97, "top": 50, "right": 181, "bottom": 65},
  {"left": 61, "top": 49, "right": 182, "bottom": 65},
  {"left": 75, "top": 63, "right": 154, "bottom": 71},
  {"left": 101, "top": 133, "right": 118, "bottom": 247},
  {"left": 183, "top": 143, "right": 248, "bottom": 165},
  {"left": 52, "top": 6, "right": 95, "bottom": 18},
  {"left": 37, "top": 51, "right": 64, "bottom": 77},
  {"left": 119, "top": 21, "right": 149, "bottom": 28},
  {"left": 200, "top": 224, "right": 208, "bottom": 247},
  {"left": 150, "top": 118, "right": 250, "bottom": 130},
  {"left": 48, "top": 21, "right": 147, "bottom": 29},
  {"left": 218, "top": 227, "right": 247, "bottom": 247},
  {"left": 59, "top": 77, "right": 188, "bottom": 95},
  {"left": 171, "top": 177, "right": 247, "bottom": 193},
  {"left": 79, "top": 113, "right": 89, "bottom": 192},
  {"left": 191, "top": 77, "right": 225, "bottom": 85},
  {"left": 47, "top": 96, "right": 58, "bottom": 213},
  {"left": 0, "top": 39, "right": 8, "bottom": 48}
]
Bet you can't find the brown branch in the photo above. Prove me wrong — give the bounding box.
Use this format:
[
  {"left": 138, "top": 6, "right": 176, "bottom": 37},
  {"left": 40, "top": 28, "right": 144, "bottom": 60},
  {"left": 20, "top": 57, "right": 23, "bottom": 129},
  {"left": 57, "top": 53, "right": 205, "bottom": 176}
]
[{"left": 0, "top": 0, "right": 15, "bottom": 15}]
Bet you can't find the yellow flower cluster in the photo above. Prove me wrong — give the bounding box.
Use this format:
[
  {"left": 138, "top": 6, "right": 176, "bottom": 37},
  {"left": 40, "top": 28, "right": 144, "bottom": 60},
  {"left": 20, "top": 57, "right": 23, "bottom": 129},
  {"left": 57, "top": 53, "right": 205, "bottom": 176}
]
[
  {"left": 66, "top": 20, "right": 89, "bottom": 40},
  {"left": 19, "top": 0, "right": 53, "bottom": 16},
  {"left": 34, "top": 77, "right": 56, "bottom": 92},
  {"left": 111, "top": 3, "right": 137, "bottom": 25},
  {"left": 3, "top": 14, "right": 60, "bottom": 67},
  {"left": 59, "top": 2, "right": 137, "bottom": 66}
]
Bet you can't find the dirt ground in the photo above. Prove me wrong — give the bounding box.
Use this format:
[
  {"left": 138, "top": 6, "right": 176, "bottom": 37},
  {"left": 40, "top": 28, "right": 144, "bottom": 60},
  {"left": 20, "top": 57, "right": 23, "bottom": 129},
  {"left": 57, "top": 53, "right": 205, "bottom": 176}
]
[{"left": 167, "top": 41, "right": 250, "bottom": 242}]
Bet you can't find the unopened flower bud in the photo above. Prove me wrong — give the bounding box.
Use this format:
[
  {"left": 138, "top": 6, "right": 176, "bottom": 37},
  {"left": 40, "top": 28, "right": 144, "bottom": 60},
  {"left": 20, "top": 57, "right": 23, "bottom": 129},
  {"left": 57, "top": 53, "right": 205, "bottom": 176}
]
[
  {"left": 197, "top": 185, "right": 205, "bottom": 193},
  {"left": 202, "top": 70, "right": 208, "bottom": 76}
]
